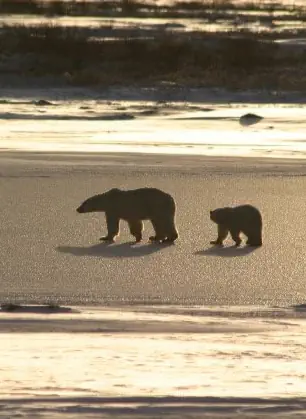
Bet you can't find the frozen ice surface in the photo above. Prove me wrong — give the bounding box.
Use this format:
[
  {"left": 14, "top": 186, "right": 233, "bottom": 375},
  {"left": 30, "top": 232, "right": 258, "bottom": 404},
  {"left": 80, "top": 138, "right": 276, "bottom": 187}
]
[{"left": 1, "top": 87, "right": 306, "bottom": 418}]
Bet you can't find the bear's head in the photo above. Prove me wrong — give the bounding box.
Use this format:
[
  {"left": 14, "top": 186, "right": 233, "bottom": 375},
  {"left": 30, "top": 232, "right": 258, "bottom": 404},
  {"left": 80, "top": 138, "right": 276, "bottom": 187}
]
[
  {"left": 77, "top": 189, "right": 121, "bottom": 213},
  {"left": 210, "top": 207, "right": 232, "bottom": 224}
]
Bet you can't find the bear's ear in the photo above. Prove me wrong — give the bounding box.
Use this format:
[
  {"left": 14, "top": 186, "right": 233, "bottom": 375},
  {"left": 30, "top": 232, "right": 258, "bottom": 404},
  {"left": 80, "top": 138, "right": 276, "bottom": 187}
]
[{"left": 210, "top": 210, "right": 213, "bottom": 214}]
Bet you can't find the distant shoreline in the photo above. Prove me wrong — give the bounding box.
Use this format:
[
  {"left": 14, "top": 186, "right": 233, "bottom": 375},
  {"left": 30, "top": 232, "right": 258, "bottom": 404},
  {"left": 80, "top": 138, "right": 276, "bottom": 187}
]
[
  {"left": 0, "top": 0, "right": 304, "bottom": 19},
  {"left": 0, "top": 0, "right": 305, "bottom": 90}
]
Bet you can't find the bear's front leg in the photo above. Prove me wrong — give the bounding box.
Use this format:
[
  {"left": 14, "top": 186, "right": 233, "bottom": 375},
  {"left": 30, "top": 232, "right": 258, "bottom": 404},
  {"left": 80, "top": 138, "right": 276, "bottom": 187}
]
[
  {"left": 210, "top": 225, "right": 228, "bottom": 246},
  {"left": 100, "top": 213, "right": 120, "bottom": 242}
]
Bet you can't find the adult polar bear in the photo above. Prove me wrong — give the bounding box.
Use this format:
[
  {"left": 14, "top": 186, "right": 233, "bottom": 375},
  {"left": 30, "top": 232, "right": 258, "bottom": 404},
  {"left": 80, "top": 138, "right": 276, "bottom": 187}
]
[{"left": 77, "top": 187, "right": 179, "bottom": 244}]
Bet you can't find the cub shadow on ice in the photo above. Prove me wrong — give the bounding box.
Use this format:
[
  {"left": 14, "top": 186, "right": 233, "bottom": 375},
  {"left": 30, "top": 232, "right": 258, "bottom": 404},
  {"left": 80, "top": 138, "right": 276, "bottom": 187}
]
[
  {"left": 195, "top": 244, "right": 258, "bottom": 258},
  {"left": 56, "top": 241, "right": 173, "bottom": 258}
]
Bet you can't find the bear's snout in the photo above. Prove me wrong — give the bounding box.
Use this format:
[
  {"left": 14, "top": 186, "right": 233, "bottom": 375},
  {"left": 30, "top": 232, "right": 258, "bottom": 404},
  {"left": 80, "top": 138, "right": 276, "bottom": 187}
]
[{"left": 76, "top": 205, "right": 84, "bottom": 213}]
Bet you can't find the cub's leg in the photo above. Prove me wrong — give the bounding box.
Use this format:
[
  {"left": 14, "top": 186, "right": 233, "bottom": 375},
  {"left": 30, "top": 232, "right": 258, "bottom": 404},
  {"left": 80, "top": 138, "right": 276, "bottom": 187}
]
[
  {"left": 229, "top": 228, "right": 242, "bottom": 246},
  {"left": 128, "top": 219, "right": 143, "bottom": 243},
  {"left": 100, "top": 213, "right": 120, "bottom": 242},
  {"left": 210, "top": 224, "right": 229, "bottom": 246}
]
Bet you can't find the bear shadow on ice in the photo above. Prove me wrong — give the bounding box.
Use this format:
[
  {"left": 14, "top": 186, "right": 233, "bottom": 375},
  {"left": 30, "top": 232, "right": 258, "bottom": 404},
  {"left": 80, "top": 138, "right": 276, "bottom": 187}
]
[{"left": 56, "top": 241, "right": 172, "bottom": 258}]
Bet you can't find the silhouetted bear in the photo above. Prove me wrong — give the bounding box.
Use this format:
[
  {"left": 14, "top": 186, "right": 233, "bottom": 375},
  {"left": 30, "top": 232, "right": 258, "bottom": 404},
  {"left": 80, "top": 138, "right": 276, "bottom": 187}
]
[
  {"left": 77, "top": 187, "right": 179, "bottom": 244},
  {"left": 210, "top": 205, "right": 262, "bottom": 247}
]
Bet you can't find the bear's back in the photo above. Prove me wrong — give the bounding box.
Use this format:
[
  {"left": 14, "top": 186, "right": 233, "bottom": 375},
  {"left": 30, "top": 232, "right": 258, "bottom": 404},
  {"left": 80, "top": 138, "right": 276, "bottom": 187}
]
[{"left": 113, "top": 188, "right": 175, "bottom": 220}]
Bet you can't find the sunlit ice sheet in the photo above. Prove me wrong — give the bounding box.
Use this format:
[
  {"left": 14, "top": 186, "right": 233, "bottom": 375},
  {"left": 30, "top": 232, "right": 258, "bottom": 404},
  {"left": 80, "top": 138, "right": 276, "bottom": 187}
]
[{"left": 1, "top": 104, "right": 306, "bottom": 159}]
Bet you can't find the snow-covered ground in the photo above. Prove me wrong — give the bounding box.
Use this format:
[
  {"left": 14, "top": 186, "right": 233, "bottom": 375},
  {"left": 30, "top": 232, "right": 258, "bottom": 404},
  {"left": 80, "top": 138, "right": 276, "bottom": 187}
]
[{"left": 1, "top": 305, "right": 306, "bottom": 418}]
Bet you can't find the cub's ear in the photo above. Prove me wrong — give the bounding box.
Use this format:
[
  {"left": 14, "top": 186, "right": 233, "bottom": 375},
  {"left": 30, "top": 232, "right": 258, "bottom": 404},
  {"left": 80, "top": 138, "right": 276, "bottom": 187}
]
[{"left": 210, "top": 210, "right": 213, "bottom": 214}]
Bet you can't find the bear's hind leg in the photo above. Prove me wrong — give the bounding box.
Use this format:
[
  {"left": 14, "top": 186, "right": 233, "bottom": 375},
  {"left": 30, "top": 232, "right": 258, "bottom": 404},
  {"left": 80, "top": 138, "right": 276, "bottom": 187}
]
[
  {"left": 246, "top": 231, "right": 262, "bottom": 247},
  {"left": 128, "top": 219, "right": 143, "bottom": 243},
  {"left": 210, "top": 225, "right": 228, "bottom": 246},
  {"left": 149, "top": 218, "right": 167, "bottom": 243},
  {"left": 100, "top": 213, "right": 120, "bottom": 242},
  {"left": 229, "top": 227, "right": 242, "bottom": 246},
  {"left": 163, "top": 218, "right": 179, "bottom": 243}
]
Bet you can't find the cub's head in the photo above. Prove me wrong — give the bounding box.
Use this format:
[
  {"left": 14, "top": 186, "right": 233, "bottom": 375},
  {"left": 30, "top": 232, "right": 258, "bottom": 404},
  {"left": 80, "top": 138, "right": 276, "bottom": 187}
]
[
  {"left": 210, "top": 207, "right": 232, "bottom": 224},
  {"left": 77, "top": 189, "right": 120, "bottom": 213}
]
